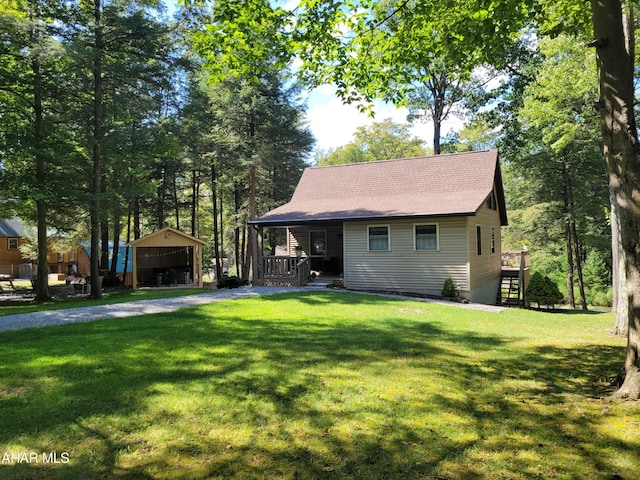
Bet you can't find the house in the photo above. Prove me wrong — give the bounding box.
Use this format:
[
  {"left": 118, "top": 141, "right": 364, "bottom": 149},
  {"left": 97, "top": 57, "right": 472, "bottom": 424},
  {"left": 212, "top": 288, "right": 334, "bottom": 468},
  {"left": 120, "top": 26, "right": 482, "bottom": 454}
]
[
  {"left": 0, "top": 218, "right": 27, "bottom": 278},
  {"left": 47, "top": 245, "right": 90, "bottom": 277},
  {"left": 0, "top": 217, "right": 91, "bottom": 279},
  {"left": 250, "top": 149, "right": 509, "bottom": 305}
]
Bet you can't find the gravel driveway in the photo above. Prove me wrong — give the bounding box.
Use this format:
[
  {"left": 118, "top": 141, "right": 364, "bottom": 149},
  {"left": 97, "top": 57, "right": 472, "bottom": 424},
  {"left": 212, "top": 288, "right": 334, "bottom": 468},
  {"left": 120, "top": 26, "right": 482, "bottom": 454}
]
[
  {"left": 0, "top": 286, "right": 505, "bottom": 333},
  {"left": 0, "top": 286, "right": 305, "bottom": 333}
]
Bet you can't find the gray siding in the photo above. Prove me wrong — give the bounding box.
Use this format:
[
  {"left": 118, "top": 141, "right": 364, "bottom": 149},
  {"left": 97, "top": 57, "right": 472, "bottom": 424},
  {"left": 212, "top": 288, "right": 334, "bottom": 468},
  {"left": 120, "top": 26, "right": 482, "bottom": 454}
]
[
  {"left": 467, "top": 198, "right": 503, "bottom": 303},
  {"left": 344, "top": 218, "right": 469, "bottom": 297}
]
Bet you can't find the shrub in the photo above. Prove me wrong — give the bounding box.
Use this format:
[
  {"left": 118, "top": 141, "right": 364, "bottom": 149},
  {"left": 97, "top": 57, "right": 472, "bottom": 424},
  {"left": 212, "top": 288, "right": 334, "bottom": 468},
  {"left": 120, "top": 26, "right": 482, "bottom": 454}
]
[
  {"left": 216, "top": 276, "right": 247, "bottom": 289},
  {"left": 441, "top": 277, "right": 456, "bottom": 298},
  {"left": 526, "top": 272, "right": 563, "bottom": 309}
]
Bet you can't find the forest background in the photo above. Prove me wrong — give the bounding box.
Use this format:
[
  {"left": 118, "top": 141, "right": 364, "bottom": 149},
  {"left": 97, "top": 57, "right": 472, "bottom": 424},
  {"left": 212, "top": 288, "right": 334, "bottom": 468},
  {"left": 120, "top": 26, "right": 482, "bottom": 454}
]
[{"left": 0, "top": 0, "right": 617, "bottom": 312}]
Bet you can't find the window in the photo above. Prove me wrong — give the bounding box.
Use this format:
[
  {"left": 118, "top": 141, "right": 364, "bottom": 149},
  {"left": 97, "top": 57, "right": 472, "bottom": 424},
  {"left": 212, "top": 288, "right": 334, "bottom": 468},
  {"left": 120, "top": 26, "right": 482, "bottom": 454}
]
[
  {"left": 8, "top": 238, "right": 18, "bottom": 251},
  {"left": 414, "top": 224, "right": 439, "bottom": 251},
  {"left": 69, "top": 250, "right": 75, "bottom": 262},
  {"left": 491, "top": 227, "right": 496, "bottom": 254},
  {"left": 309, "top": 230, "right": 326, "bottom": 256},
  {"left": 57, "top": 252, "right": 63, "bottom": 262},
  {"left": 476, "top": 225, "right": 482, "bottom": 256},
  {"left": 368, "top": 226, "right": 390, "bottom": 251},
  {"left": 486, "top": 191, "right": 497, "bottom": 210}
]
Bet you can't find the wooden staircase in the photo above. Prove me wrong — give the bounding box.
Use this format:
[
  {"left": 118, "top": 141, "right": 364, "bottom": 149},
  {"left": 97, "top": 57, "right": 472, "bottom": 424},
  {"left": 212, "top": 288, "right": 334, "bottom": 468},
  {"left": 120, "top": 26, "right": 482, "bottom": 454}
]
[
  {"left": 498, "top": 271, "right": 522, "bottom": 306},
  {"left": 497, "top": 249, "right": 531, "bottom": 307}
]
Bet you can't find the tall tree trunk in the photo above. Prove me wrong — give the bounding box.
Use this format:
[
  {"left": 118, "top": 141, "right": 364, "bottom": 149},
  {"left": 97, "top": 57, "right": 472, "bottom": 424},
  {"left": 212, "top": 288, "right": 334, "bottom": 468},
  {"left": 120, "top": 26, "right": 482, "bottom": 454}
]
[
  {"left": 610, "top": 187, "right": 628, "bottom": 334},
  {"left": 109, "top": 210, "right": 120, "bottom": 284},
  {"left": 565, "top": 159, "right": 588, "bottom": 310},
  {"left": 100, "top": 220, "right": 109, "bottom": 271},
  {"left": 562, "top": 164, "right": 576, "bottom": 308},
  {"left": 173, "top": 168, "right": 180, "bottom": 230},
  {"left": 234, "top": 182, "right": 241, "bottom": 276},
  {"left": 219, "top": 184, "right": 224, "bottom": 273},
  {"left": 431, "top": 84, "right": 444, "bottom": 155},
  {"left": 249, "top": 162, "right": 259, "bottom": 285},
  {"left": 89, "top": 0, "right": 103, "bottom": 299},
  {"left": 123, "top": 205, "right": 132, "bottom": 288},
  {"left": 571, "top": 219, "right": 588, "bottom": 310},
  {"left": 211, "top": 163, "right": 222, "bottom": 280},
  {"left": 591, "top": 0, "right": 640, "bottom": 398},
  {"left": 248, "top": 114, "right": 259, "bottom": 285},
  {"left": 32, "top": 52, "right": 50, "bottom": 301},
  {"left": 191, "top": 169, "right": 199, "bottom": 237},
  {"left": 241, "top": 225, "right": 249, "bottom": 279},
  {"left": 133, "top": 197, "right": 141, "bottom": 240},
  {"left": 156, "top": 165, "right": 165, "bottom": 230},
  {"left": 565, "top": 219, "right": 576, "bottom": 308}
]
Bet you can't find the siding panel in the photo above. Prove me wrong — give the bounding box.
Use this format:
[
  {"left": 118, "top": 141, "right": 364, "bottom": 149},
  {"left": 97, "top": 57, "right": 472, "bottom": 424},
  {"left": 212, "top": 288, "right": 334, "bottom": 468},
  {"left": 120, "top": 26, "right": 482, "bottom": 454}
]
[
  {"left": 467, "top": 200, "right": 502, "bottom": 303},
  {"left": 344, "top": 218, "right": 469, "bottom": 297}
]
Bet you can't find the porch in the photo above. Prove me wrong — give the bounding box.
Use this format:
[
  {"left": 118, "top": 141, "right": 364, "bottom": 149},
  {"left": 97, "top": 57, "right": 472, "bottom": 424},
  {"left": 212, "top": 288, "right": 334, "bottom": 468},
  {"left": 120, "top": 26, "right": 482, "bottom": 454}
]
[
  {"left": 255, "top": 223, "right": 344, "bottom": 287},
  {"left": 256, "top": 256, "right": 310, "bottom": 287}
]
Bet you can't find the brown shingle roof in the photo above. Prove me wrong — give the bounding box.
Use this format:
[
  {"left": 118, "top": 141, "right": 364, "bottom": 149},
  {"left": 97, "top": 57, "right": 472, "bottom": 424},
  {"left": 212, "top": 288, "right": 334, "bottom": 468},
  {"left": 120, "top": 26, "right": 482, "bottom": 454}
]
[{"left": 253, "top": 149, "right": 507, "bottom": 226}]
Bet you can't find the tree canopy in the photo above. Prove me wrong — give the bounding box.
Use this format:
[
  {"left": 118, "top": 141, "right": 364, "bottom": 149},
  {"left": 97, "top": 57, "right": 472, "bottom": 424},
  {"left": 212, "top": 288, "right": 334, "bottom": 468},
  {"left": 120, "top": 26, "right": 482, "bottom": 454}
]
[{"left": 182, "top": 0, "right": 640, "bottom": 398}]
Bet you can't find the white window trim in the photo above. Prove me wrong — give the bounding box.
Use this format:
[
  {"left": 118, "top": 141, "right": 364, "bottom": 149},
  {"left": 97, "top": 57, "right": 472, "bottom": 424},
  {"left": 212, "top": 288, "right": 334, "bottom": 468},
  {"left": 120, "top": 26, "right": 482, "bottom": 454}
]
[
  {"left": 367, "top": 224, "right": 391, "bottom": 251},
  {"left": 413, "top": 222, "right": 440, "bottom": 251},
  {"left": 7, "top": 238, "right": 18, "bottom": 251}
]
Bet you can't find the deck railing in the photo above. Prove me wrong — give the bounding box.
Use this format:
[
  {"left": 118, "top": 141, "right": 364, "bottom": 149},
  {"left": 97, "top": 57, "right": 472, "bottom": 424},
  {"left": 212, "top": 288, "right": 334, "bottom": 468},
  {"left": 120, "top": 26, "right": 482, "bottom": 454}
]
[
  {"left": 261, "top": 256, "right": 311, "bottom": 287},
  {"left": 296, "top": 257, "right": 310, "bottom": 286}
]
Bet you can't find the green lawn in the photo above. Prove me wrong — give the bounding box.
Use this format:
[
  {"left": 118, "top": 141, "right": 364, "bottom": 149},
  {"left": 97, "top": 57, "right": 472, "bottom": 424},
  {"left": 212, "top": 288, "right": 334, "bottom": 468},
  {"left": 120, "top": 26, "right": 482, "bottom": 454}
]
[{"left": 0, "top": 291, "right": 637, "bottom": 479}]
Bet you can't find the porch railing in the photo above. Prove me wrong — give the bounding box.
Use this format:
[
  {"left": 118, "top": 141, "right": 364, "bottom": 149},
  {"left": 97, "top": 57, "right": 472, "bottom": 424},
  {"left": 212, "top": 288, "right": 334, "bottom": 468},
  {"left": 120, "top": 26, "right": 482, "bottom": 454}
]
[{"left": 261, "top": 256, "right": 311, "bottom": 287}]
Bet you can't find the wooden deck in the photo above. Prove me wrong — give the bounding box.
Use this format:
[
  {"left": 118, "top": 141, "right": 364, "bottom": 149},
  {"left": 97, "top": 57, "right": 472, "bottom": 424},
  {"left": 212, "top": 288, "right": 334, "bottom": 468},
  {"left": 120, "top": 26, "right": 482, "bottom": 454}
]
[
  {"left": 498, "top": 250, "right": 530, "bottom": 307},
  {"left": 258, "top": 256, "right": 311, "bottom": 287}
]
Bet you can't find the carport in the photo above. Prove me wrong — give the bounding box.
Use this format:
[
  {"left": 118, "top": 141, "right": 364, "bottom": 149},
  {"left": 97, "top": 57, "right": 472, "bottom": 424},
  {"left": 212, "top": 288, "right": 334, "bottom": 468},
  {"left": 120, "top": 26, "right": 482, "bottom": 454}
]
[{"left": 129, "top": 227, "right": 206, "bottom": 290}]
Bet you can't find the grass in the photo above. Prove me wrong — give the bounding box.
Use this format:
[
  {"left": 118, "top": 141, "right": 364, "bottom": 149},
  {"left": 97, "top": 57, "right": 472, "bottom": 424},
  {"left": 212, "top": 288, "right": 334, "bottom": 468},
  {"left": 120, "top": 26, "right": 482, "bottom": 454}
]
[
  {"left": 0, "top": 291, "right": 637, "bottom": 479},
  {"left": 0, "top": 287, "right": 207, "bottom": 317}
]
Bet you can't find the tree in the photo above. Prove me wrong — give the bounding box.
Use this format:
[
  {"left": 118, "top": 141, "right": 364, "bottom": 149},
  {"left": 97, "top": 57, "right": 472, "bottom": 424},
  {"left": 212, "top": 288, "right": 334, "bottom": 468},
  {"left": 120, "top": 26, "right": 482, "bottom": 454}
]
[
  {"left": 512, "top": 35, "right": 609, "bottom": 310},
  {"left": 0, "top": 0, "right": 77, "bottom": 301},
  {"left": 185, "top": 0, "right": 640, "bottom": 398},
  {"left": 64, "top": 0, "right": 175, "bottom": 296},
  {"left": 201, "top": 71, "right": 313, "bottom": 280},
  {"left": 526, "top": 272, "right": 564, "bottom": 309},
  {"left": 406, "top": 59, "right": 492, "bottom": 154},
  {"left": 316, "top": 119, "right": 427, "bottom": 166}
]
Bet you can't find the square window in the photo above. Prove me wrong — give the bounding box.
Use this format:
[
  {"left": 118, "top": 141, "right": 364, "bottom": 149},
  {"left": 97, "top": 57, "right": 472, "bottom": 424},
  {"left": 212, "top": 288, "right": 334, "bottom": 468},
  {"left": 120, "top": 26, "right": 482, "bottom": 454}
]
[
  {"left": 415, "top": 224, "right": 438, "bottom": 250},
  {"left": 368, "top": 226, "right": 389, "bottom": 251}
]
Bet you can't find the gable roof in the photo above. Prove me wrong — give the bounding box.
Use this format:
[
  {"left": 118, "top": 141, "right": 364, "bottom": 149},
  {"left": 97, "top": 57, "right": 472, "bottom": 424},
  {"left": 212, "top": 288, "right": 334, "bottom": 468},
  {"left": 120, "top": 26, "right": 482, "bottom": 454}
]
[
  {"left": 253, "top": 149, "right": 507, "bottom": 226},
  {"left": 0, "top": 218, "right": 25, "bottom": 237},
  {"left": 128, "top": 227, "right": 207, "bottom": 247}
]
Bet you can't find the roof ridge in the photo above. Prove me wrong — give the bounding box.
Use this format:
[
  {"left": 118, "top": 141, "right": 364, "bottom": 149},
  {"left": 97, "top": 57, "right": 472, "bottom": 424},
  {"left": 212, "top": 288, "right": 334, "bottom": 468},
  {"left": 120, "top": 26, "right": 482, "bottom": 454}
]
[{"left": 310, "top": 149, "right": 496, "bottom": 170}]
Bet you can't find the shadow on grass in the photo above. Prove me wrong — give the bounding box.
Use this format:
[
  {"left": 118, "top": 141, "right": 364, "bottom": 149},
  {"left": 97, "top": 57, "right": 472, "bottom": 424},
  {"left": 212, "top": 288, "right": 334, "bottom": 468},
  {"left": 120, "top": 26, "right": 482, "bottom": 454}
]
[{"left": 0, "top": 291, "right": 635, "bottom": 479}]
